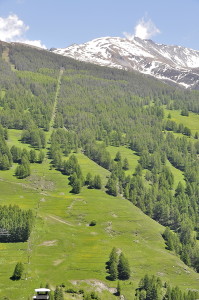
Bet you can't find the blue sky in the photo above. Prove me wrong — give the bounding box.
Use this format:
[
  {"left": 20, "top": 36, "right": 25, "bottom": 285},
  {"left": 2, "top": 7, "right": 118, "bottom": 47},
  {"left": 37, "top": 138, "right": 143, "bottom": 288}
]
[{"left": 0, "top": 0, "right": 199, "bottom": 50}]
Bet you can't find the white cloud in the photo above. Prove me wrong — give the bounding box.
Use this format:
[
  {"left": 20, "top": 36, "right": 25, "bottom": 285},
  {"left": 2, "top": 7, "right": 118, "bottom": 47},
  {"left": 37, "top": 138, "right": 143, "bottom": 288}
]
[
  {"left": 18, "top": 39, "right": 46, "bottom": 49},
  {"left": 0, "top": 14, "right": 46, "bottom": 49},
  {"left": 135, "top": 18, "right": 160, "bottom": 39},
  {"left": 0, "top": 14, "right": 28, "bottom": 41},
  {"left": 123, "top": 17, "right": 160, "bottom": 41}
]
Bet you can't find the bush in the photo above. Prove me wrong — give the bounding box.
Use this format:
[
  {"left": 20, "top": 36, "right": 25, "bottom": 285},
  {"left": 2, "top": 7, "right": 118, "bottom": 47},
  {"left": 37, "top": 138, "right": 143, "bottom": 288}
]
[{"left": 89, "top": 220, "right": 96, "bottom": 226}]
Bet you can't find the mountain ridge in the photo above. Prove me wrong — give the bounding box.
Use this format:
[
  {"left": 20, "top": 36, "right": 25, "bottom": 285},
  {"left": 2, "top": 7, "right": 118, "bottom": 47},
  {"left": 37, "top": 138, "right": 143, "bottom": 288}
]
[{"left": 51, "top": 36, "right": 199, "bottom": 89}]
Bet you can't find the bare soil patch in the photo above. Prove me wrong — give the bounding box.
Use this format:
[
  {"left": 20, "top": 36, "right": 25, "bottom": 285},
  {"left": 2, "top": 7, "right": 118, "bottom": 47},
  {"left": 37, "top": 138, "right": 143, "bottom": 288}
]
[
  {"left": 53, "top": 259, "right": 64, "bottom": 266},
  {"left": 39, "top": 240, "right": 57, "bottom": 246},
  {"left": 71, "top": 279, "right": 117, "bottom": 294}
]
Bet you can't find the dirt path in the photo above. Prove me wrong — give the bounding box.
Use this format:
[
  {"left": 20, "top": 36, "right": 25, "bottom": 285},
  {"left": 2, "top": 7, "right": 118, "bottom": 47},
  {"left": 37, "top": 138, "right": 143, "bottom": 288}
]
[{"left": 48, "top": 215, "right": 74, "bottom": 226}]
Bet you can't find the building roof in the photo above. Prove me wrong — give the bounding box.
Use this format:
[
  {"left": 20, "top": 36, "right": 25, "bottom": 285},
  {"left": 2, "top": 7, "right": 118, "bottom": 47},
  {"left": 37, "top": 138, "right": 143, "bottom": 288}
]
[{"left": 35, "top": 288, "right": 50, "bottom": 292}]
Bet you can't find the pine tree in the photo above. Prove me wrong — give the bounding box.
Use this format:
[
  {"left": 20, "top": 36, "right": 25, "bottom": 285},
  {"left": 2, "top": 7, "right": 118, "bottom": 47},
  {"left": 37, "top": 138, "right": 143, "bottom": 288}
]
[
  {"left": 38, "top": 150, "right": 45, "bottom": 163},
  {"left": 54, "top": 286, "right": 59, "bottom": 300},
  {"left": 0, "top": 154, "right": 10, "bottom": 170},
  {"left": 117, "top": 253, "right": 130, "bottom": 280},
  {"left": 107, "top": 247, "right": 118, "bottom": 280},
  {"left": 93, "top": 175, "right": 102, "bottom": 189},
  {"left": 115, "top": 151, "right": 121, "bottom": 162},
  {"left": 71, "top": 178, "right": 81, "bottom": 194},
  {"left": 85, "top": 172, "right": 92, "bottom": 186},
  {"left": 109, "top": 247, "right": 118, "bottom": 265},
  {"left": 123, "top": 157, "right": 129, "bottom": 170},
  {"left": 106, "top": 177, "right": 117, "bottom": 196},
  {"left": 10, "top": 145, "right": 22, "bottom": 162},
  {"left": 30, "top": 149, "right": 37, "bottom": 163},
  {"left": 12, "top": 262, "right": 24, "bottom": 280},
  {"left": 194, "top": 131, "right": 199, "bottom": 139},
  {"left": 117, "top": 281, "right": 121, "bottom": 296},
  {"left": 109, "top": 260, "right": 118, "bottom": 281}
]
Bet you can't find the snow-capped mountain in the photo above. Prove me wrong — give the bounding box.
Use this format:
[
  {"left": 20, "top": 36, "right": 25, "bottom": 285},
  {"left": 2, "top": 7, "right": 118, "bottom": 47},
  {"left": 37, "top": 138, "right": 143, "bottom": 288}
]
[{"left": 52, "top": 37, "right": 199, "bottom": 89}]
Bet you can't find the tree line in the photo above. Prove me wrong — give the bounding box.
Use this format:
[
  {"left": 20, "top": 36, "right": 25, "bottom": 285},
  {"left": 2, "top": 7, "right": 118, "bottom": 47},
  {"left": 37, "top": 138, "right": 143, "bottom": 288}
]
[{"left": 134, "top": 274, "right": 199, "bottom": 300}]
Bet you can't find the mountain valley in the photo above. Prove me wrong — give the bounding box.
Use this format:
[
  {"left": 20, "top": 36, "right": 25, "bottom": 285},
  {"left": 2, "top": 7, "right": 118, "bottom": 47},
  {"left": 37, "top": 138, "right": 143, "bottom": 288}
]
[{"left": 0, "top": 41, "right": 199, "bottom": 300}]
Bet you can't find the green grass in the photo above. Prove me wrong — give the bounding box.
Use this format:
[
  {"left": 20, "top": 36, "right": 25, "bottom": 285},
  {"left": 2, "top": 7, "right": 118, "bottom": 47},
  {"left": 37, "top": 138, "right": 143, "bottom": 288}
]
[
  {"left": 106, "top": 146, "right": 139, "bottom": 175},
  {"left": 0, "top": 130, "right": 198, "bottom": 299},
  {"left": 74, "top": 152, "right": 110, "bottom": 186},
  {"left": 166, "top": 160, "right": 185, "bottom": 189},
  {"left": 7, "top": 129, "right": 32, "bottom": 150},
  {"left": 164, "top": 108, "right": 199, "bottom": 135}
]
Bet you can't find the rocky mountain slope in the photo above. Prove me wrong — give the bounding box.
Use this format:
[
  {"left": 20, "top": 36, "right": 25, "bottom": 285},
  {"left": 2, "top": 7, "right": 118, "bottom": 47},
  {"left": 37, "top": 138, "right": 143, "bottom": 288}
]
[{"left": 52, "top": 36, "right": 199, "bottom": 89}]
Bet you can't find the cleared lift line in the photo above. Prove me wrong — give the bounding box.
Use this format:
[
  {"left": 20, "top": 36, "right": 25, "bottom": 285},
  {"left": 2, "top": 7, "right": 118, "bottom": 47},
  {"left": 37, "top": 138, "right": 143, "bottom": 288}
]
[{"left": 26, "top": 68, "right": 64, "bottom": 276}]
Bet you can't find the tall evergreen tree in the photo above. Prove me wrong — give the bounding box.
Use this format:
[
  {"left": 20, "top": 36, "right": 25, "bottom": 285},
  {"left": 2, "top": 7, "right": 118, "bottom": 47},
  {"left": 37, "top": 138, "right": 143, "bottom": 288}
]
[
  {"left": 117, "top": 253, "right": 130, "bottom": 280},
  {"left": 12, "top": 262, "right": 24, "bottom": 280},
  {"left": 93, "top": 175, "right": 102, "bottom": 189},
  {"left": 115, "top": 151, "right": 121, "bottom": 162}
]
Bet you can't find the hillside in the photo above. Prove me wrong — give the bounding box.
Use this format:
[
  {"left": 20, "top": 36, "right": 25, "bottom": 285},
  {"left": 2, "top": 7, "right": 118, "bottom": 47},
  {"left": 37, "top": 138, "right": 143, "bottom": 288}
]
[{"left": 0, "top": 42, "right": 199, "bottom": 300}]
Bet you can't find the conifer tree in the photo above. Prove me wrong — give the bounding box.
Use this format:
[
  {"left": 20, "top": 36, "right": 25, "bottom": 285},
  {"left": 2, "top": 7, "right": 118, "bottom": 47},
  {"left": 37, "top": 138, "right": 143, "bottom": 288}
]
[
  {"left": 85, "top": 172, "right": 92, "bottom": 186},
  {"left": 115, "top": 151, "right": 121, "bottom": 162},
  {"left": 123, "top": 157, "right": 129, "bottom": 170},
  {"left": 194, "top": 131, "right": 199, "bottom": 139},
  {"left": 107, "top": 247, "right": 118, "bottom": 280},
  {"left": 117, "top": 253, "right": 130, "bottom": 280},
  {"left": 106, "top": 177, "right": 117, "bottom": 196},
  {"left": 117, "top": 281, "right": 121, "bottom": 296},
  {"left": 93, "top": 175, "right": 102, "bottom": 189},
  {"left": 71, "top": 177, "right": 81, "bottom": 194},
  {"left": 38, "top": 150, "right": 45, "bottom": 163},
  {"left": 109, "top": 260, "right": 118, "bottom": 281},
  {"left": 12, "top": 262, "right": 24, "bottom": 280},
  {"left": 30, "top": 149, "right": 37, "bottom": 163}
]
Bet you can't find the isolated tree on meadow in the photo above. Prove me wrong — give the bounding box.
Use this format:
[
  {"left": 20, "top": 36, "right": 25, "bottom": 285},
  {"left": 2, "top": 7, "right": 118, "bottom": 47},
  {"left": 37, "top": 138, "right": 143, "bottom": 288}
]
[
  {"left": 122, "top": 157, "right": 129, "bottom": 170},
  {"left": 11, "top": 262, "right": 24, "bottom": 280},
  {"left": 114, "top": 151, "right": 121, "bottom": 162}
]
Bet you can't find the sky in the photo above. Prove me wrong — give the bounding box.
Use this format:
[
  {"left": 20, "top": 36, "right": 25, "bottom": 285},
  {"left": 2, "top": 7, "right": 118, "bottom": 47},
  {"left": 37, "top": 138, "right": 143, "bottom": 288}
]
[{"left": 0, "top": 0, "right": 199, "bottom": 50}]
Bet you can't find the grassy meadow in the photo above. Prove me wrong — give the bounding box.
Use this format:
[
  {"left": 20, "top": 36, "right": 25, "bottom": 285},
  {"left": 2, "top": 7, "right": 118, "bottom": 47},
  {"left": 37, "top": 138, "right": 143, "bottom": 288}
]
[
  {"left": 164, "top": 107, "right": 199, "bottom": 135},
  {"left": 0, "top": 129, "right": 198, "bottom": 299},
  {"left": 106, "top": 146, "right": 139, "bottom": 176}
]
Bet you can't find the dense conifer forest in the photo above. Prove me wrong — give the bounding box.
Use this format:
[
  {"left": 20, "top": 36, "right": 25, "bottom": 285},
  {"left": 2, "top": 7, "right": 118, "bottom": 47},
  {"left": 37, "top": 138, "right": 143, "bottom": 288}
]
[{"left": 0, "top": 41, "right": 199, "bottom": 299}]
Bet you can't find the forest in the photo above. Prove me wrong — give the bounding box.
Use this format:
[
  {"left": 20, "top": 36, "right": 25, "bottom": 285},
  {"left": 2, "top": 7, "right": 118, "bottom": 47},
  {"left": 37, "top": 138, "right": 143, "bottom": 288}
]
[{"left": 0, "top": 205, "right": 33, "bottom": 242}]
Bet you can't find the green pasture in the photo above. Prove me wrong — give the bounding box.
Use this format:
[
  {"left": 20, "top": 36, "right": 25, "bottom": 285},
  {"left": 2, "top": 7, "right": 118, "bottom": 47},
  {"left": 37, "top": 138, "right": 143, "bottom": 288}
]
[
  {"left": 164, "top": 108, "right": 199, "bottom": 135},
  {"left": 106, "top": 146, "right": 139, "bottom": 175},
  {"left": 74, "top": 152, "right": 110, "bottom": 186},
  {"left": 7, "top": 129, "right": 33, "bottom": 150},
  {"left": 0, "top": 129, "right": 198, "bottom": 299},
  {"left": 166, "top": 160, "right": 185, "bottom": 189}
]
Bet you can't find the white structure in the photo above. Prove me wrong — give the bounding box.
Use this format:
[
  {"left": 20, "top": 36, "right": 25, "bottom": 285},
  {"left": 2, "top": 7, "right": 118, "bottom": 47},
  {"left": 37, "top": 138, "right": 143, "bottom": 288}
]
[{"left": 33, "top": 288, "right": 50, "bottom": 300}]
